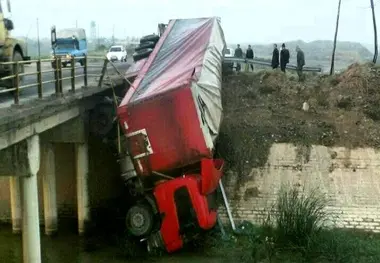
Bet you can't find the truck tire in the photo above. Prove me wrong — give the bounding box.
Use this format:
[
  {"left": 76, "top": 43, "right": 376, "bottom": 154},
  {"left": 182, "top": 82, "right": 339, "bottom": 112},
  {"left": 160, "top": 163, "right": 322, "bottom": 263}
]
[
  {"left": 140, "top": 34, "right": 160, "bottom": 44},
  {"left": 125, "top": 203, "right": 154, "bottom": 237},
  {"left": 135, "top": 41, "right": 156, "bottom": 52},
  {"left": 4, "top": 51, "right": 24, "bottom": 94},
  {"left": 133, "top": 48, "right": 153, "bottom": 62},
  {"left": 80, "top": 55, "right": 85, "bottom": 66}
]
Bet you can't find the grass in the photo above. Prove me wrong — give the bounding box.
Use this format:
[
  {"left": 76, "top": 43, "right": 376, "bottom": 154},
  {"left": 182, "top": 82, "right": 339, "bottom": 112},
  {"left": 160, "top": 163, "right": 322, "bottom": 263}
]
[
  {"left": 269, "top": 185, "right": 327, "bottom": 249},
  {"left": 201, "top": 185, "right": 380, "bottom": 263}
]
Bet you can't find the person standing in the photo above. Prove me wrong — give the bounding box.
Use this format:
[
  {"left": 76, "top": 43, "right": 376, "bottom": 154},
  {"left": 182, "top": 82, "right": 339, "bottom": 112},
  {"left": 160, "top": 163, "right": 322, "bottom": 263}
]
[
  {"left": 296, "top": 45, "right": 305, "bottom": 81},
  {"left": 245, "top": 45, "right": 254, "bottom": 72},
  {"left": 234, "top": 44, "right": 243, "bottom": 72},
  {"left": 280, "top": 43, "right": 290, "bottom": 73},
  {"left": 271, "top": 44, "right": 279, "bottom": 69}
]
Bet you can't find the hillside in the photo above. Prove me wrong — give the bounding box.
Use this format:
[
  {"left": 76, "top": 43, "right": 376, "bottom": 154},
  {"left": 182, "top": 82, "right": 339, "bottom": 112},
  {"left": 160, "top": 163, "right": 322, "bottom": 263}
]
[{"left": 229, "top": 40, "right": 373, "bottom": 72}]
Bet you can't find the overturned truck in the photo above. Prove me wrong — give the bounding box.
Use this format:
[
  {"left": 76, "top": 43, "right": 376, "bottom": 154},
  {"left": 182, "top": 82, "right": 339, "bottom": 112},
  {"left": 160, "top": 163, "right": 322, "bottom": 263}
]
[{"left": 117, "top": 17, "right": 226, "bottom": 252}]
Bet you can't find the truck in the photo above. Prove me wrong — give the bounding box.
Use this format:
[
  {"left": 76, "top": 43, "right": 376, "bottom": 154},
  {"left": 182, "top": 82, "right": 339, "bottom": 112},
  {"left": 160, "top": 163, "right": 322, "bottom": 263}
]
[
  {"left": 51, "top": 27, "right": 87, "bottom": 68},
  {"left": 116, "top": 17, "right": 226, "bottom": 253},
  {"left": 0, "top": 0, "right": 30, "bottom": 89}
]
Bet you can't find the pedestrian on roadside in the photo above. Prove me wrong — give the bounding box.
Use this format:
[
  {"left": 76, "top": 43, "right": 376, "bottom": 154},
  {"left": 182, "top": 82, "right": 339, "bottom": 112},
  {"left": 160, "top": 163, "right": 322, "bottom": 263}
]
[
  {"left": 271, "top": 44, "right": 279, "bottom": 69},
  {"left": 296, "top": 45, "right": 305, "bottom": 81},
  {"left": 280, "top": 43, "right": 290, "bottom": 73},
  {"left": 245, "top": 45, "right": 254, "bottom": 72},
  {"left": 234, "top": 44, "right": 243, "bottom": 72}
]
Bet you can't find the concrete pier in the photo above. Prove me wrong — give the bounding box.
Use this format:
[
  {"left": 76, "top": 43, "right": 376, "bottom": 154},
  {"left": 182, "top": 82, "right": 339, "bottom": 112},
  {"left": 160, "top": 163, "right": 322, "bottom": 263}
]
[
  {"left": 76, "top": 142, "right": 90, "bottom": 235},
  {"left": 22, "top": 135, "right": 42, "bottom": 263},
  {"left": 42, "top": 143, "right": 58, "bottom": 236},
  {"left": 9, "top": 176, "right": 22, "bottom": 234}
]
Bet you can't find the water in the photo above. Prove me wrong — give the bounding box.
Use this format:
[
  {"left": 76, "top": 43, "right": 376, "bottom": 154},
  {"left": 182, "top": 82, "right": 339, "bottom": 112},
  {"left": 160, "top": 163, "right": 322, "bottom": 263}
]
[{"left": 0, "top": 224, "right": 223, "bottom": 263}]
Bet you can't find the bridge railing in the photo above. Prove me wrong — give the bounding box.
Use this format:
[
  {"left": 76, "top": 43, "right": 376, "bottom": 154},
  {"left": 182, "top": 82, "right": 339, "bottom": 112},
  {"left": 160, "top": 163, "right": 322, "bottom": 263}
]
[
  {"left": 223, "top": 57, "right": 323, "bottom": 72},
  {"left": 0, "top": 56, "right": 112, "bottom": 105}
]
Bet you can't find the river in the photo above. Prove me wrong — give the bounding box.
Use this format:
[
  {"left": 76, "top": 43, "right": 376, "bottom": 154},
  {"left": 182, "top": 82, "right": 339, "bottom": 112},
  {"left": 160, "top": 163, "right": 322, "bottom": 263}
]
[{"left": 0, "top": 223, "right": 225, "bottom": 263}]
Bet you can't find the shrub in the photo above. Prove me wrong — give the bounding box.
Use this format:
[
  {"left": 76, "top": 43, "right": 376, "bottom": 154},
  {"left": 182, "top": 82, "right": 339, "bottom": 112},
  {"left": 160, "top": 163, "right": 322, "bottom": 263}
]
[{"left": 268, "top": 185, "right": 328, "bottom": 250}]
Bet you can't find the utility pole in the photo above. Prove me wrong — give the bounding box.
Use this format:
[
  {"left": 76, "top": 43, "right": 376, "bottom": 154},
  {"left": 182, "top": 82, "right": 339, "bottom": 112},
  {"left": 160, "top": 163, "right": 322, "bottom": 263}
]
[
  {"left": 37, "top": 18, "right": 41, "bottom": 58},
  {"left": 330, "top": 0, "right": 342, "bottom": 75},
  {"left": 112, "top": 24, "right": 115, "bottom": 45},
  {"left": 97, "top": 24, "right": 100, "bottom": 47},
  {"left": 370, "top": 0, "right": 378, "bottom": 63}
]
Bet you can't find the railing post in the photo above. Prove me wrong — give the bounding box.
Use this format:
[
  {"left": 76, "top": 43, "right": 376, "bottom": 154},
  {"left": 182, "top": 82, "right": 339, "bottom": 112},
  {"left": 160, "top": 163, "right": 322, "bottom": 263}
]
[
  {"left": 97, "top": 58, "right": 109, "bottom": 87},
  {"left": 58, "top": 58, "right": 63, "bottom": 94},
  {"left": 37, "top": 60, "right": 42, "bottom": 98},
  {"left": 71, "top": 56, "right": 75, "bottom": 92},
  {"left": 13, "top": 62, "right": 19, "bottom": 105},
  {"left": 83, "top": 56, "right": 88, "bottom": 87},
  {"left": 54, "top": 57, "right": 59, "bottom": 95}
]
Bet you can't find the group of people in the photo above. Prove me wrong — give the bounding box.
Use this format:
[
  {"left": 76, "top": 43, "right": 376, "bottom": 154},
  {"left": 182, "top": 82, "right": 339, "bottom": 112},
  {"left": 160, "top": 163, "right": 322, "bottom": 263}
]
[
  {"left": 234, "top": 44, "right": 255, "bottom": 72},
  {"left": 234, "top": 43, "right": 306, "bottom": 81}
]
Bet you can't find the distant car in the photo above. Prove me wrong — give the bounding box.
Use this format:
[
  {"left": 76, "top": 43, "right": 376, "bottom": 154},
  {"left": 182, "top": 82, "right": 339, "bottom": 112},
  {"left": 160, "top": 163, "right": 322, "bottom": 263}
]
[
  {"left": 223, "top": 47, "right": 234, "bottom": 71},
  {"left": 106, "top": 45, "right": 127, "bottom": 62},
  {"left": 223, "top": 47, "right": 234, "bottom": 58}
]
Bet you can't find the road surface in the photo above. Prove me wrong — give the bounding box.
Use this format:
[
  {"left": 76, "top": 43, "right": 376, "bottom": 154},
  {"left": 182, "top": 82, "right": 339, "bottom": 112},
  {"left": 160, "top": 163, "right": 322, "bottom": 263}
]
[{"left": 0, "top": 60, "right": 131, "bottom": 109}]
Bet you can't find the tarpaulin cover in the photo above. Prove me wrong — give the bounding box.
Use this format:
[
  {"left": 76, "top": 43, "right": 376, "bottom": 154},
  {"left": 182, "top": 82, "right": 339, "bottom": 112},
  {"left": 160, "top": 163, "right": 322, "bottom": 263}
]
[
  {"left": 124, "top": 58, "right": 147, "bottom": 79},
  {"left": 119, "top": 17, "right": 226, "bottom": 143},
  {"left": 57, "top": 28, "right": 86, "bottom": 40}
]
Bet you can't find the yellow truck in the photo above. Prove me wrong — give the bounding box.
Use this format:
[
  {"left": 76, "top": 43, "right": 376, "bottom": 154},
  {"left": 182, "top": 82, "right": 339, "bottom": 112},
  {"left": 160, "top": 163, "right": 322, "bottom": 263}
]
[{"left": 0, "top": 0, "right": 30, "bottom": 89}]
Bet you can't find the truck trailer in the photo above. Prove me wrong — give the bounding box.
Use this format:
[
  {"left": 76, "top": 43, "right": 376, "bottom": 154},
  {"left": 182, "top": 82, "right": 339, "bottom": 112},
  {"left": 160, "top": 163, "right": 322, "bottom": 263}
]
[
  {"left": 0, "top": 0, "right": 30, "bottom": 90},
  {"left": 117, "top": 17, "right": 226, "bottom": 252}
]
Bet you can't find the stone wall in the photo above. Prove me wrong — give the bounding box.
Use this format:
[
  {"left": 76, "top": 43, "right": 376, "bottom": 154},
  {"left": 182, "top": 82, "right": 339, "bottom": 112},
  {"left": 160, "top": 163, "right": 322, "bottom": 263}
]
[{"left": 219, "top": 143, "right": 380, "bottom": 232}]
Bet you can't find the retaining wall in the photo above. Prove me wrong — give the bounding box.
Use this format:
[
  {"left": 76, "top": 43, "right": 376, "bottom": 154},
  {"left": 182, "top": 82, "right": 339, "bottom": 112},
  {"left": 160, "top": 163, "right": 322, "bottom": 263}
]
[{"left": 219, "top": 143, "right": 380, "bottom": 232}]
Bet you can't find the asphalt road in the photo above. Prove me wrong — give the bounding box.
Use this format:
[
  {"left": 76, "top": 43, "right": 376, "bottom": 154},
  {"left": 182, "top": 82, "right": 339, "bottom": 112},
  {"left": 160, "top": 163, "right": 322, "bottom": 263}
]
[{"left": 0, "top": 60, "right": 131, "bottom": 109}]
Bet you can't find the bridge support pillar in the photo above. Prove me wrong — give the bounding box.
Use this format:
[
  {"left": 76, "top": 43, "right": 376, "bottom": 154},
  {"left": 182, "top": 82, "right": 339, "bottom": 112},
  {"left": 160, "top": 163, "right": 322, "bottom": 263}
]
[
  {"left": 42, "top": 143, "right": 58, "bottom": 236},
  {"left": 9, "top": 176, "right": 22, "bottom": 234},
  {"left": 76, "top": 142, "right": 90, "bottom": 235},
  {"left": 22, "top": 134, "right": 42, "bottom": 263}
]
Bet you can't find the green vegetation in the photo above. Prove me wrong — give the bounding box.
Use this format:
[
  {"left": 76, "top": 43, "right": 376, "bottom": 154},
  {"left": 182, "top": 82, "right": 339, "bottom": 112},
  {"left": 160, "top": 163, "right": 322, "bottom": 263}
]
[{"left": 199, "top": 185, "right": 380, "bottom": 263}]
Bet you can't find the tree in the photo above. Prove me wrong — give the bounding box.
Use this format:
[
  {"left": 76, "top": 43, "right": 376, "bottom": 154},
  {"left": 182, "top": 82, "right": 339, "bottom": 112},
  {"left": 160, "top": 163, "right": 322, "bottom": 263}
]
[
  {"left": 330, "top": 0, "right": 342, "bottom": 75},
  {"left": 370, "top": 0, "right": 378, "bottom": 63}
]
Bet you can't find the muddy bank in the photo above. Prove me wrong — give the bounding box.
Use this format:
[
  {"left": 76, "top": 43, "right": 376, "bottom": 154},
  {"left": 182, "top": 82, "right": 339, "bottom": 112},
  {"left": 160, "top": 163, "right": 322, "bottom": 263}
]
[{"left": 216, "top": 63, "right": 380, "bottom": 179}]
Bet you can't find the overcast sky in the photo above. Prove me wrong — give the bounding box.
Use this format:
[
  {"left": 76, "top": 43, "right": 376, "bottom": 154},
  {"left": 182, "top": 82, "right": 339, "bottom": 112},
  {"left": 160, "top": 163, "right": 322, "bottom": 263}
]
[{"left": 7, "top": 0, "right": 379, "bottom": 44}]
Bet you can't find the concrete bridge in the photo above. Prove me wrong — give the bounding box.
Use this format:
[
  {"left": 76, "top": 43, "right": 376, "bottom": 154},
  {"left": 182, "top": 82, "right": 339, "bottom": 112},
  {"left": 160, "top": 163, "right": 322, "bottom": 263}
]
[{"left": 0, "top": 57, "right": 131, "bottom": 263}]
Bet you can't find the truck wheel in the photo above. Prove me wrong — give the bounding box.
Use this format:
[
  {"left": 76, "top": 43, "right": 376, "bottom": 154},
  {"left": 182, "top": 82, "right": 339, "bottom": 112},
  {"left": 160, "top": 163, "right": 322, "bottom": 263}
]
[
  {"left": 135, "top": 41, "right": 156, "bottom": 52},
  {"left": 126, "top": 203, "right": 154, "bottom": 237},
  {"left": 133, "top": 48, "right": 153, "bottom": 62},
  {"left": 4, "top": 51, "right": 24, "bottom": 93},
  {"left": 140, "top": 34, "right": 160, "bottom": 44},
  {"left": 79, "top": 55, "right": 86, "bottom": 66}
]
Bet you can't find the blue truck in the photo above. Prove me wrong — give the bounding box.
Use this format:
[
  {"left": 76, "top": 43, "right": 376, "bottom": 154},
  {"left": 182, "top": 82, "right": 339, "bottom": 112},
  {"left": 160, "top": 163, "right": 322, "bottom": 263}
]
[{"left": 51, "top": 28, "right": 87, "bottom": 68}]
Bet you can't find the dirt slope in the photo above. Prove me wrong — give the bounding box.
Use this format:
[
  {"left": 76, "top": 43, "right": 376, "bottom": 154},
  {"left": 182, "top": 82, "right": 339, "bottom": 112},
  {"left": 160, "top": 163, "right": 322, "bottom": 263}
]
[{"left": 216, "top": 63, "right": 380, "bottom": 176}]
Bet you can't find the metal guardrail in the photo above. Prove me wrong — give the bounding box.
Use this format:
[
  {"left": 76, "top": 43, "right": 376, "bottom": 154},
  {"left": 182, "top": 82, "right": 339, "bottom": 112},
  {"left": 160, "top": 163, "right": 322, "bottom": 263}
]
[
  {"left": 0, "top": 56, "right": 111, "bottom": 105},
  {"left": 223, "top": 57, "right": 323, "bottom": 72}
]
